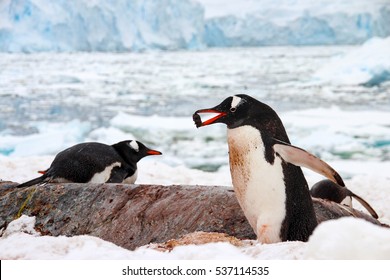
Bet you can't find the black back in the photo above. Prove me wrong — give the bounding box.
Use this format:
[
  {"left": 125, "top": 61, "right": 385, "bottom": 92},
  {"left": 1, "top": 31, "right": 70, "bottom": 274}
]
[
  {"left": 47, "top": 142, "right": 127, "bottom": 182},
  {"left": 16, "top": 140, "right": 159, "bottom": 188}
]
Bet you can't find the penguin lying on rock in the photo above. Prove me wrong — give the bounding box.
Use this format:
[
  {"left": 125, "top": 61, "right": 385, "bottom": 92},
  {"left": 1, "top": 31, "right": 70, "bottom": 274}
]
[
  {"left": 311, "top": 179, "right": 378, "bottom": 219},
  {"left": 17, "top": 140, "right": 162, "bottom": 188},
  {"left": 193, "top": 94, "right": 349, "bottom": 243}
]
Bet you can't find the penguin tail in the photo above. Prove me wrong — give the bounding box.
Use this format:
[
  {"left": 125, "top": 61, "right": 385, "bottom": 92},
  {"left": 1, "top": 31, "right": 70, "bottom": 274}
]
[
  {"left": 17, "top": 175, "right": 48, "bottom": 189},
  {"left": 348, "top": 190, "right": 379, "bottom": 219}
]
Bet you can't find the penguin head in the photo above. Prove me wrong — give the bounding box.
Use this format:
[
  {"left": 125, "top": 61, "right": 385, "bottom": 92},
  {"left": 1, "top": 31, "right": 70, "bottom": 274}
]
[
  {"left": 310, "top": 179, "right": 349, "bottom": 204},
  {"left": 193, "top": 94, "right": 286, "bottom": 136},
  {"left": 112, "top": 140, "right": 162, "bottom": 164},
  {"left": 193, "top": 95, "right": 242, "bottom": 128}
]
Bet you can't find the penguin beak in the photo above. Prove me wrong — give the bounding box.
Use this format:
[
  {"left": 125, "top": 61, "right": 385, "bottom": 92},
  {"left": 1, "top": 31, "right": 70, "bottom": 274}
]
[
  {"left": 147, "top": 149, "right": 162, "bottom": 156},
  {"left": 193, "top": 109, "right": 227, "bottom": 128}
]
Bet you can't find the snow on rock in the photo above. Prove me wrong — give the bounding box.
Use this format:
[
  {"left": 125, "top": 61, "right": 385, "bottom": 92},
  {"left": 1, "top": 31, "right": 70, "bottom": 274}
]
[
  {"left": 313, "top": 37, "right": 390, "bottom": 86},
  {"left": 304, "top": 217, "right": 390, "bottom": 259},
  {"left": 1, "top": 215, "right": 39, "bottom": 238}
]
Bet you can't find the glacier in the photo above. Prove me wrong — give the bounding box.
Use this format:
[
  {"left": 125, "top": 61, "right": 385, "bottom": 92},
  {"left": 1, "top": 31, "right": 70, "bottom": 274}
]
[
  {"left": 1, "top": 0, "right": 390, "bottom": 52},
  {"left": 204, "top": 1, "right": 390, "bottom": 47},
  {"left": 0, "top": 0, "right": 205, "bottom": 52}
]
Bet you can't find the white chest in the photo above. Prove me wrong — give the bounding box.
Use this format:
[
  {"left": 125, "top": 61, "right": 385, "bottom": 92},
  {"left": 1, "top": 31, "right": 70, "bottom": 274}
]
[
  {"left": 123, "top": 169, "right": 138, "bottom": 184},
  {"left": 227, "top": 126, "right": 287, "bottom": 243},
  {"left": 341, "top": 196, "right": 352, "bottom": 207},
  {"left": 88, "top": 162, "right": 122, "bottom": 183}
]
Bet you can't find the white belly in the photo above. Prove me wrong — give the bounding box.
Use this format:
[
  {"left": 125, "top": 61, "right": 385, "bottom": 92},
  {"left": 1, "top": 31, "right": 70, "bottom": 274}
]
[
  {"left": 123, "top": 169, "right": 138, "bottom": 184},
  {"left": 341, "top": 196, "right": 352, "bottom": 207},
  {"left": 88, "top": 162, "right": 121, "bottom": 183},
  {"left": 227, "top": 126, "right": 286, "bottom": 243}
]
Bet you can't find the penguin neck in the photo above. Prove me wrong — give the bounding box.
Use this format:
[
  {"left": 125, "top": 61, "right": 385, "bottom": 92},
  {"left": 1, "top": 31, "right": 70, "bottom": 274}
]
[
  {"left": 112, "top": 144, "right": 138, "bottom": 170},
  {"left": 227, "top": 125, "right": 317, "bottom": 243}
]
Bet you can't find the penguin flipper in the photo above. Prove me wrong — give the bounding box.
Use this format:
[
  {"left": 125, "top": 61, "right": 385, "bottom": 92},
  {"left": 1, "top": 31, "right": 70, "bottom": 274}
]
[
  {"left": 273, "top": 140, "right": 345, "bottom": 187},
  {"left": 348, "top": 190, "right": 379, "bottom": 219},
  {"left": 106, "top": 168, "right": 129, "bottom": 183},
  {"left": 17, "top": 175, "right": 48, "bottom": 188}
]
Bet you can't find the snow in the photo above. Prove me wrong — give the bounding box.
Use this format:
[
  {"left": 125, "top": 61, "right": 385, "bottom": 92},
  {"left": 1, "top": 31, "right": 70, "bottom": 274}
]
[
  {"left": 1, "top": 202, "right": 389, "bottom": 259},
  {"left": 313, "top": 37, "right": 390, "bottom": 86},
  {"left": 304, "top": 217, "right": 390, "bottom": 259},
  {"left": 0, "top": 216, "right": 146, "bottom": 259},
  {"left": 1, "top": 0, "right": 390, "bottom": 52}
]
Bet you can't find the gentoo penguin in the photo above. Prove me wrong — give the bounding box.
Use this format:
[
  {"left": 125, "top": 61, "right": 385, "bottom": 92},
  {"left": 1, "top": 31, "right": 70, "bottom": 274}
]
[
  {"left": 193, "top": 94, "right": 345, "bottom": 243},
  {"left": 311, "top": 179, "right": 378, "bottom": 219},
  {"left": 17, "top": 140, "right": 162, "bottom": 188}
]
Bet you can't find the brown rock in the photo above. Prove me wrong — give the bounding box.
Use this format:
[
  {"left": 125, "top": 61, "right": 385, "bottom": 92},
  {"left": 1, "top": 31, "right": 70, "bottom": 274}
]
[
  {"left": 0, "top": 182, "right": 255, "bottom": 250},
  {"left": 0, "top": 181, "right": 385, "bottom": 250}
]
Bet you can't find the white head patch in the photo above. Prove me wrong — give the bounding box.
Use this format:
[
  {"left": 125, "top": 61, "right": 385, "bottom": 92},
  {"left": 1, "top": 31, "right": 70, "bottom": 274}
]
[
  {"left": 231, "top": 95, "right": 242, "bottom": 110},
  {"left": 129, "top": 140, "right": 139, "bottom": 152}
]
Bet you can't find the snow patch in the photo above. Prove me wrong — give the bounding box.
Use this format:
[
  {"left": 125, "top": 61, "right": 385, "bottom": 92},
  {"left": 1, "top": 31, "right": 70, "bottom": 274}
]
[
  {"left": 304, "top": 217, "right": 390, "bottom": 259},
  {"left": 1, "top": 215, "right": 39, "bottom": 238}
]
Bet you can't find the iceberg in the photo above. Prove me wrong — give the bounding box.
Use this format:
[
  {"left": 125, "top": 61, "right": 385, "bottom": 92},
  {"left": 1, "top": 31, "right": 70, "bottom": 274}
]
[{"left": 313, "top": 36, "right": 390, "bottom": 86}]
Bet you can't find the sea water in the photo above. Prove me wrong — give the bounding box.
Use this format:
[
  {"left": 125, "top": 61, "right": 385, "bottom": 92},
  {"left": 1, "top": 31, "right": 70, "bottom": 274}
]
[{"left": 0, "top": 46, "right": 389, "bottom": 172}]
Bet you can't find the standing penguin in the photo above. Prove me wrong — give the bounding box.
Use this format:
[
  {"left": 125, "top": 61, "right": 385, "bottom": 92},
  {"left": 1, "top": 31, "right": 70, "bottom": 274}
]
[
  {"left": 193, "top": 94, "right": 345, "bottom": 243},
  {"left": 17, "top": 140, "right": 162, "bottom": 188},
  {"left": 311, "top": 179, "right": 378, "bottom": 219}
]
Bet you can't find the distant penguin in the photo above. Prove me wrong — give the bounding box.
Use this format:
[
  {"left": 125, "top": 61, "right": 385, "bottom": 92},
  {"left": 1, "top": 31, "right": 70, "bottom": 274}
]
[
  {"left": 17, "top": 140, "right": 162, "bottom": 188},
  {"left": 193, "top": 94, "right": 345, "bottom": 243},
  {"left": 311, "top": 179, "right": 378, "bottom": 219}
]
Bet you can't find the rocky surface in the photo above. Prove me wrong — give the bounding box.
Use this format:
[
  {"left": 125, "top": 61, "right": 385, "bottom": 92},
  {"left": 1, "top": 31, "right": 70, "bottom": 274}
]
[{"left": 0, "top": 181, "right": 385, "bottom": 250}]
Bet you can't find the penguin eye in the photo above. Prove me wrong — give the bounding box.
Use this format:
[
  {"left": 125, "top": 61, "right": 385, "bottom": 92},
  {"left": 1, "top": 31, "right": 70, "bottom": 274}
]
[{"left": 230, "top": 107, "right": 237, "bottom": 113}]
